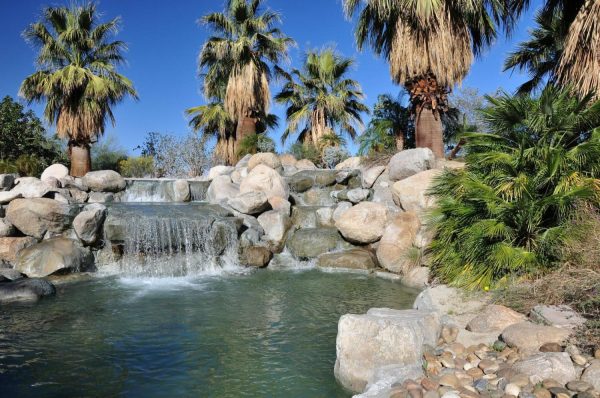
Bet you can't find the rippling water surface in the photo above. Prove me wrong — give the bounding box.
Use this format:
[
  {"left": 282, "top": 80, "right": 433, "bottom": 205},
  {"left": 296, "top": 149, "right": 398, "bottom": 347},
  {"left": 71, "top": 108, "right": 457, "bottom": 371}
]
[{"left": 0, "top": 269, "right": 418, "bottom": 397}]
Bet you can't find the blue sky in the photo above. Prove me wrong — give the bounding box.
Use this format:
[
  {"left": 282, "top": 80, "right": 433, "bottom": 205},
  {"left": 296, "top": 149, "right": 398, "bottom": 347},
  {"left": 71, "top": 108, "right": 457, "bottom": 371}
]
[{"left": 0, "top": 0, "right": 542, "bottom": 154}]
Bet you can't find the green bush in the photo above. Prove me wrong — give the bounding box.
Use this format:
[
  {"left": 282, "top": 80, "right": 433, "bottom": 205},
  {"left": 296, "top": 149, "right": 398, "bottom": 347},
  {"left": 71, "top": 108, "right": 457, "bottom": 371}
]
[
  {"left": 92, "top": 135, "right": 128, "bottom": 171},
  {"left": 237, "top": 134, "right": 276, "bottom": 157},
  {"left": 289, "top": 142, "right": 320, "bottom": 165},
  {"left": 428, "top": 86, "right": 600, "bottom": 289},
  {"left": 119, "top": 156, "right": 155, "bottom": 178}
]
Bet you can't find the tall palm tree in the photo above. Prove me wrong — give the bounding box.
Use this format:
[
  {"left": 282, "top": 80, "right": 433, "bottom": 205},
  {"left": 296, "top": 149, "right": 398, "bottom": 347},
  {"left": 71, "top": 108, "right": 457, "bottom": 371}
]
[
  {"left": 275, "top": 48, "right": 369, "bottom": 146},
  {"left": 20, "top": 3, "right": 137, "bottom": 176},
  {"left": 344, "top": 0, "right": 526, "bottom": 158},
  {"left": 195, "top": 0, "right": 293, "bottom": 164}
]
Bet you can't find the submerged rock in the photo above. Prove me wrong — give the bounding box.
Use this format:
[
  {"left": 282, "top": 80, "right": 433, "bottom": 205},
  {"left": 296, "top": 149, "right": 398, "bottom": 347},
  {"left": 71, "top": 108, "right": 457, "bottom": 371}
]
[
  {"left": 317, "top": 248, "right": 377, "bottom": 270},
  {"left": 7, "top": 198, "right": 77, "bottom": 239},
  {"left": 0, "top": 278, "right": 56, "bottom": 303},
  {"left": 287, "top": 228, "right": 350, "bottom": 259},
  {"left": 15, "top": 237, "right": 94, "bottom": 278}
]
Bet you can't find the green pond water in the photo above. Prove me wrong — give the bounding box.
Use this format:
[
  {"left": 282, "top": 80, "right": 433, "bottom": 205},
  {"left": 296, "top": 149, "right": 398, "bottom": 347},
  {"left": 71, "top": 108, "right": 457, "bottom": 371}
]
[{"left": 0, "top": 269, "right": 418, "bottom": 397}]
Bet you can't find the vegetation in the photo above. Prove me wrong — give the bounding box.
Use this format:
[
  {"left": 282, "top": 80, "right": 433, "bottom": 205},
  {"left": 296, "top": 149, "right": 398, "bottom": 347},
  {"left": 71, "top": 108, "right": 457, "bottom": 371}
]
[
  {"left": 91, "top": 135, "right": 128, "bottom": 171},
  {"left": 119, "top": 156, "right": 154, "bottom": 178},
  {"left": 237, "top": 133, "right": 276, "bottom": 157},
  {"left": 428, "top": 86, "right": 600, "bottom": 289},
  {"left": 20, "top": 3, "right": 137, "bottom": 176},
  {"left": 289, "top": 142, "right": 320, "bottom": 165}
]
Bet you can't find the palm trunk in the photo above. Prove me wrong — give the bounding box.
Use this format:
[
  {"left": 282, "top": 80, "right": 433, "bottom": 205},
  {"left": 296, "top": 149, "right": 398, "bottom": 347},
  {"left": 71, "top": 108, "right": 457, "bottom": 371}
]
[
  {"left": 448, "top": 138, "right": 466, "bottom": 160},
  {"left": 232, "top": 115, "right": 257, "bottom": 165},
  {"left": 415, "top": 108, "right": 444, "bottom": 158},
  {"left": 69, "top": 142, "right": 91, "bottom": 177},
  {"left": 395, "top": 129, "right": 404, "bottom": 152}
]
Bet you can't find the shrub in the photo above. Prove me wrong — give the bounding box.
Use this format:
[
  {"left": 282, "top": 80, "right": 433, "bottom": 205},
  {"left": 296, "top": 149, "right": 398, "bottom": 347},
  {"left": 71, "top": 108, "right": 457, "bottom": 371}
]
[
  {"left": 92, "top": 135, "right": 128, "bottom": 171},
  {"left": 289, "top": 142, "right": 320, "bottom": 165},
  {"left": 428, "top": 86, "right": 600, "bottom": 289},
  {"left": 322, "top": 146, "right": 350, "bottom": 169},
  {"left": 118, "top": 156, "right": 155, "bottom": 178},
  {"left": 237, "top": 134, "right": 276, "bottom": 157}
]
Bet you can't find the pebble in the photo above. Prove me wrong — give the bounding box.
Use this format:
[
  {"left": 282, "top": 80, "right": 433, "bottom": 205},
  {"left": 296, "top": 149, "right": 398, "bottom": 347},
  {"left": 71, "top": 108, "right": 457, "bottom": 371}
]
[
  {"left": 540, "top": 343, "right": 563, "bottom": 352},
  {"left": 440, "top": 391, "right": 461, "bottom": 398},
  {"left": 571, "top": 354, "right": 587, "bottom": 366},
  {"left": 424, "top": 391, "right": 440, "bottom": 398},
  {"left": 566, "top": 381, "right": 592, "bottom": 393},
  {"left": 473, "top": 379, "right": 489, "bottom": 393},
  {"left": 547, "top": 387, "right": 570, "bottom": 398},
  {"left": 467, "top": 367, "right": 485, "bottom": 379},
  {"left": 542, "top": 380, "right": 563, "bottom": 390},
  {"left": 439, "top": 374, "right": 461, "bottom": 389},
  {"left": 534, "top": 387, "right": 552, "bottom": 398},
  {"left": 422, "top": 378, "right": 440, "bottom": 391},
  {"left": 479, "top": 359, "right": 500, "bottom": 374},
  {"left": 505, "top": 383, "right": 521, "bottom": 397},
  {"left": 441, "top": 357, "right": 455, "bottom": 368}
]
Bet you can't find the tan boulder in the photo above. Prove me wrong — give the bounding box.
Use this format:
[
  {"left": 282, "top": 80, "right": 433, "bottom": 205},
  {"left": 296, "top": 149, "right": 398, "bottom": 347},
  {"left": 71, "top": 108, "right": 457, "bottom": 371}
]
[
  {"left": 240, "top": 164, "right": 289, "bottom": 200},
  {"left": 247, "top": 152, "right": 282, "bottom": 172},
  {"left": 376, "top": 212, "right": 421, "bottom": 274},
  {"left": 0, "top": 236, "right": 37, "bottom": 263},
  {"left": 335, "top": 202, "right": 388, "bottom": 244},
  {"left": 392, "top": 169, "right": 441, "bottom": 212},
  {"left": 501, "top": 322, "right": 571, "bottom": 354},
  {"left": 296, "top": 159, "right": 317, "bottom": 170},
  {"left": 466, "top": 304, "right": 526, "bottom": 333},
  {"left": 6, "top": 198, "right": 77, "bottom": 239},
  {"left": 15, "top": 237, "right": 94, "bottom": 277},
  {"left": 279, "top": 153, "right": 297, "bottom": 167}
]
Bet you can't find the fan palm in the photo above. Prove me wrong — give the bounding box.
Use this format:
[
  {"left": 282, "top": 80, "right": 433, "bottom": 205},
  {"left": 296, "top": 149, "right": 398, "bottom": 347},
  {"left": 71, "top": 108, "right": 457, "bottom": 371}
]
[
  {"left": 20, "top": 3, "right": 137, "bottom": 176},
  {"left": 344, "top": 0, "right": 526, "bottom": 158},
  {"left": 428, "top": 85, "right": 600, "bottom": 289},
  {"left": 196, "top": 0, "right": 293, "bottom": 164},
  {"left": 275, "top": 48, "right": 369, "bottom": 146}
]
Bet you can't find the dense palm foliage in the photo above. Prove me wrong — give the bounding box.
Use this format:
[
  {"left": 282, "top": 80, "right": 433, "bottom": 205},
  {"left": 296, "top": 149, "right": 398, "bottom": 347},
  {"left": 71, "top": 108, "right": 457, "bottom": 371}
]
[
  {"left": 20, "top": 3, "right": 137, "bottom": 176},
  {"left": 275, "top": 48, "right": 368, "bottom": 147},
  {"left": 428, "top": 86, "right": 600, "bottom": 289},
  {"left": 358, "top": 94, "right": 412, "bottom": 155},
  {"left": 189, "top": 0, "right": 293, "bottom": 164},
  {"left": 344, "top": 0, "right": 526, "bottom": 158}
]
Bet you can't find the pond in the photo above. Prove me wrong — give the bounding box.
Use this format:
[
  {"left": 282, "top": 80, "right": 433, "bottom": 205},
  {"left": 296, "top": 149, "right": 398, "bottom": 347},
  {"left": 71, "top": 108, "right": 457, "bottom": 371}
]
[{"left": 0, "top": 269, "right": 418, "bottom": 397}]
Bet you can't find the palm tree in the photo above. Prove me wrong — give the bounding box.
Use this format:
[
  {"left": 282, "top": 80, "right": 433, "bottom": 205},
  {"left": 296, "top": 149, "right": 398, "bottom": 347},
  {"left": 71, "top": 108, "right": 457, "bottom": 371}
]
[
  {"left": 20, "top": 3, "right": 137, "bottom": 176},
  {"left": 186, "top": 101, "right": 236, "bottom": 164},
  {"left": 195, "top": 0, "right": 293, "bottom": 164},
  {"left": 275, "top": 48, "right": 369, "bottom": 146},
  {"left": 344, "top": 0, "right": 527, "bottom": 158}
]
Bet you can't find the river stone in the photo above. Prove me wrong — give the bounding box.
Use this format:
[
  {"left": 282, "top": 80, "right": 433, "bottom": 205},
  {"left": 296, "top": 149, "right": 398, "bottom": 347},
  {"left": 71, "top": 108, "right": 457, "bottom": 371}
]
[
  {"left": 15, "top": 237, "right": 94, "bottom": 277},
  {"left": 208, "top": 165, "right": 235, "bottom": 181},
  {"left": 501, "top": 322, "right": 571, "bottom": 354},
  {"left": 0, "top": 218, "right": 15, "bottom": 237},
  {"left": 0, "top": 174, "right": 15, "bottom": 191},
  {"left": 41, "top": 164, "right": 69, "bottom": 182},
  {"left": 247, "top": 153, "right": 282, "bottom": 173},
  {"left": 347, "top": 188, "right": 371, "bottom": 203},
  {"left": 172, "top": 179, "right": 190, "bottom": 202},
  {"left": 529, "top": 305, "right": 586, "bottom": 330},
  {"left": 466, "top": 305, "right": 526, "bottom": 333},
  {"left": 317, "top": 248, "right": 377, "bottom": 270},
  {"left": 257, "top": 210, "right": 291, "bottom": 252},
  {"left": 82, "top": 170, "right": 126, "bottom": 192},
  {"left": 0, "top": 236, "right": 38, "bottom": 263},
  {"left": 11, "top": 177, "right": 53, "bottom": 198},
  {"left": 581, "top": 360, "right": 600, "bottom": 391},
  {"left": 336, "top": 202, "right": 388, "bottom": 244},
  {"left": 291, "top": 206, "right": 319, "bottom": 229},
  {"left": 362, "top": 166, "right": 386, "bottom": 189},
  {"left": 240, "top": 164, "right": 289, "bottom": 200},
  {"left": 6, "top": 198, "right": 77, "bottom": 239},
  {"left": 392, "top": 169, "right": 440, "bottom": 212},
  {"left": 376, "top": 212, "right": 420, "bottom": 274},
  {"left": 388, "top": 148, "right": 435, "bottom": 181},
  {"left": 228, "top": 191, "right": 269, "bottom": 215},
  {"left": 335, "top": 156, "right": 362, "bottom": 170},
  {"left": 207, "top": 175, "right": 239, "bottom": 204},
  {"left": 512, "top": 353, "right": 577, "bottom": 385},
  {"left": 335, "top": 308, "right": 441, "bottom": 393},
  {"left": 87, "top": 192, "right": 114, "bottom": 203},
  {"left": 0, "top": 278, "right": 56, "bottom": 303},
  {"left": 0, "top": 191, "right": 22, "bottom": 204},
  {"left": 287, "top": 227, "right": 349, "bottom": 259},
  {"left": 73, "top": 203, "right": 107, "bottom": 245},
  {"left": 314, "top": 170, "right": 337, "bottom": 187}
]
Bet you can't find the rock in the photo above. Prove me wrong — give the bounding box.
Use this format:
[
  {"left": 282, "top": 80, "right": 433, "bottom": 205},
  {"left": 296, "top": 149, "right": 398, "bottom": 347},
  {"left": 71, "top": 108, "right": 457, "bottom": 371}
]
[
  {"left": 14, "top": 237, "right": 94, "bottom": 277},
  {"left": 267, "top": 196, "right": 291, "bottom": 215},
  {"left": 335, "top": 156, "right": 362, "bottom": 170},
  {"left": 512, "top": 353, "right": 577, "bottom": 385},
  {"left": 288, "top": 172, "right": 315, "bottom": 193},
  {"left": 317, "top": 248, "right": 377, "bottom": 270},
  {"left": 376, "top": 212, "right": 421, "bottom": 274},
  {"left": 314, "top": 171, "right": 337, "bottom": 187},
  {"left": 0, "top": 268, "right": 23, "bottom": 282},
  {"left": 0, "top": 236, "right": 38, "bottom": 263},
  {"left": 257, "top": 210, "right": 291, "bottom": 252},
  {"left": 335, "top": 169, "right": 358, "bottom": 184},
  {"left": 0, "top": 218, "right": 15, "bottom": 237},
  {"left": 73, "top": 203, "right": 107, "bottom": 245},
  {"left": 335, "top": 202, "right": 388, "bottom": 244},
  {"left": 247, "top": 152, "right": 282, "bottom": 172},
  {"left": 316, "top": 207, "right": 335, "bottom": 227},
  {"left": 296, "top": 159, "right": 317, "bottom": 170},
  {"left": 0, "top": 191, "right": 23, "bottom": 204},
  {"left": 11, "top": 177, "right": 53, "bottom": 198},
  {"left": 334, "top": 308, "right": 441, "bottom": 393},
  {"left": 87, "top": 192, "right": 114, "bottom": 203},
  {"left": 388, "top": 148, "right": 435, "bottom": 181},
  {"left": 242, "top": 246, "right": 272, "bottom": 268},
  {"left": 236, "top": 154, "right": 253, "bottom": 168},
  {"left": 6, "top": 198, "right": 77, "bottom": 239},
  {"left": 392, "top": 169, "right": 440, "bottom": 212},
  {"left": 506, "top": 383, "right": 522, "bottom": 397},
  {"left": 172, "top": 179, "right": 190, "bottom": 202},
  {"left": 539, "top": 343, "right": 563, "bottom": 352},
  {"left": 402, "top": 267, "right": 430, "bottom": 288},
  {"left": 581, "top": 360, "right": 600, "bottom": 392},
  {"left": 0, "top": 174, "right": 15, "bottom": 190},
  {"left": 228, "top": 191, "right": 269, "bottom": 215},
  {"left": 60, "top": 176, "right": 88, "bottom": 191},
  {"left": 362, "top": 166, "right": 386, "bottom": 189},
  {"left": 82, "top": 170, "right": 126, "bottom": 192},
  {"left": 41, "top": 164, "right": 69, "bottom": 182},
  {"left": 466, "top": 305, "right": 526, "bottom": 333},
  {"left": 230, "top": 168, "right": 245, "bottom": 184},
  {"left": 0, "top": 278, "right": 56, "bottom": 303},
  {"left": 356, "top": 364, "right": 424, "bottom": 398},
  {"left": 68, "top": 189, "right": 88, "bottom": 203},
  {"left": 530, "top": 305, "right": 586, "bottom": 330},
  {"left": 566, "top": 381, "right": 593, "bottom": 393},
  {"left": 208, "top": 165, "right": 235, "bottom": 180},
  {"left": 279, "top": 153, "right": 297, "bottom": 167},
  {"left": 333, "top": 201, "right": 352, "bottom": 222},
  {"left": 207, "top": 175, "right": 239, "bottom": 204},
  {"left": 501, "top": 322, "right": 571, "bottom": 354},
  {"left": 240, "top": 164, "right": 289, "bottom": 200},
  {"left": 287, "top": 227, "right": 349, "bottom": 259},
  {"left": 347, "top": 188, "right": 371, "bottom": 203}
]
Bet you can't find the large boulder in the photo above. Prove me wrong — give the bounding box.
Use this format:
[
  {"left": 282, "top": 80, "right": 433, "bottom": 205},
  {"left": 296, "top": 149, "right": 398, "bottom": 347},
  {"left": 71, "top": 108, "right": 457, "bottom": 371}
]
[
  {"left": 41, "top": 164, "right": 69, "bottom": 182},
  {"left": 208, "top": 165, "right": 235, "bottom": 181},
  {"left": 286, "top": 227, "right": 350, "bottom": 259},
  {"left": 413, "top": 285, "right": 487, "bottom": 329},
  {"left": 335, "top": 308, "right": 441, "bottom": 393},
  {"left": 388, "top": 148, "right": 435, "bottom": 181},
  {"left": 172, "top": 179, "right": 190, "bottom": 202},
  {"left": 257, "top": 210, "right": 291, "bottom": 252},
  {"left": 296, "top": 159, "right": 317, "bottom": 170},
  {"left": 14, "top": 237, "right": 94, "bottom": 277},
  {"left": 511, "top": 353, "right": 577, "bottom": 385},
  {"left": 362, "top": 166, "right": 386, "bottom": 189},
  {"left": 501, "top": 322, "right": 571, "bottom": 354},
  {"left": 73, "top": 203, "right": 107, "bottom": 245},
  {"left": 236, "top": 154, "right": 252, "bottom": 168},
  {"left": 0, "top": 236, "right": 38, "bottom": 263},
  {"left": 335, "top": 202, "right": 388, "bottom": 244},
  {"left": 87, "top": 192, "right": 114, "bottom": 203},
  {"left": 240, "top": 164, "right": 289, "bottom": 200},
  {"left": 466, "top": 304, "right": 526, "bottom": 333},
  {"left": 333, "top": 201, "right": 352, "bottom": 222},
  {"left": 288, "top": 171, "right": 315, "bottom": 193},
  {"left": 581, "top": 360, "right": 600, "bottom": 391},
  {"left": 279, "top": 153, "right": 297, "bottom": 167},
  {"left": 529, "top": 305, "right": 586, "bottom": 330},
  {"left": 241, "top": 246, "right": 272, "bottom": 268},
  {"left": 335, "top": 156, "right": 362, "bottom": 170},
  {"left": 392, "top": 169, "right": 440, "bottom": 212},
  {"left": 11, "top": 177, "right": 53, "bottom": 198},
  {"left": 317, "top": 248, "right": 377, "bottom": 271},
  {"left": 376, "top": 212, "right": 421, "bottom": 274},
  {"left": 82, "top": 170, "right": 126, "bottom": 192},
  {"left": 0, "top": 278, "right": 56, "bottom": 303},
  {"left": 6, "top": 198, "right": 77, "bottom": 239},
  {"left": 247, "top": 152, "right": 282, "bottom": 172},
  {"left": 206, "top": 175, "right": 239, "bottom": 204},
  {"left": 228, "top": 191, "right": 269, "bottom": 215}
]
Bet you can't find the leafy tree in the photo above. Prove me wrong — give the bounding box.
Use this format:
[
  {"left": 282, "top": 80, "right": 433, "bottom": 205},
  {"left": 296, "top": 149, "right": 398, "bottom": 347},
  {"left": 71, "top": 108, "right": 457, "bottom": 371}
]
[
  {"left": 91, "top": 135, "right": 128, "bottom": 171},
  {"left": 428, "top": 85, "right": 600, "bottom": 289},
  {"left": 20, "top": 3, "right": 137, "bottom": 176},
  {"left": 119, "top": 156, "right": 154, "bottom": 178},
  {"left": 275, "top": 48, "right": 369, "bottom": 146}
]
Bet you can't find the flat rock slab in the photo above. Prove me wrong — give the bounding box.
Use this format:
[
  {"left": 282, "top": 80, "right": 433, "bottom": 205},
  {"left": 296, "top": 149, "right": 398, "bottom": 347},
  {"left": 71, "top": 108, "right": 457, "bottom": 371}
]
[
  {"left": 466, "top": 304, "right": 526, "bottom": 333},
  {"left": 501, "top": 321, "right": 571, "bottom": 354},
  {"left": 511, "top": 352, "right": 577, "bottom": 385},
  {"left": 530, "top": 305, "right": 586, "bottom": 330},
  {"left": 317, "top": 248, "right": 377, "bottom": 271}
]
